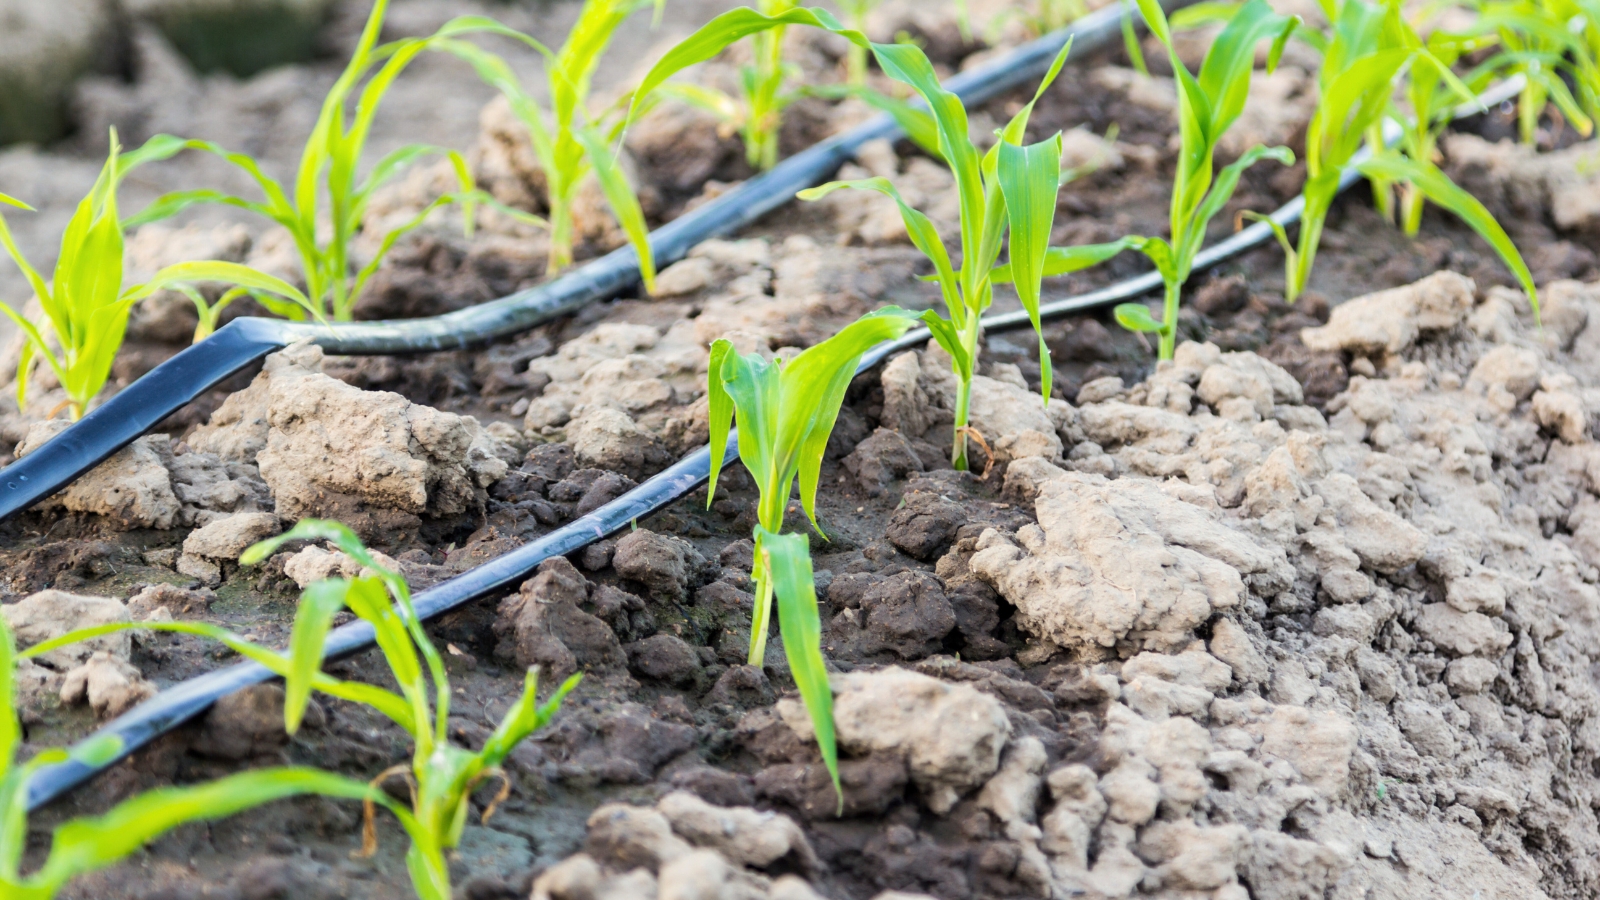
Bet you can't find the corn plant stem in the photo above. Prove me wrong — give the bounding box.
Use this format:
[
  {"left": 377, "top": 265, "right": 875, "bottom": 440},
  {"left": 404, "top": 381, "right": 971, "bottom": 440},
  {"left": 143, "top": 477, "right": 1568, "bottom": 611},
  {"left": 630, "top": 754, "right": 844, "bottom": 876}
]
[
  {"left": 747, "top": 487, "right": 789, "bottom": 665},
  {"left": 20, "top": 73, "right": 1518, "bottom": 811},
  {"left": 1158, "top": 279, "right": 1181, "bottom": 359},
  {"left": 950, "top": 314, "right": 982, "bottom": 470},
  {"left": 1287, "top": 175, "right": 1336, "bottom": 302}
]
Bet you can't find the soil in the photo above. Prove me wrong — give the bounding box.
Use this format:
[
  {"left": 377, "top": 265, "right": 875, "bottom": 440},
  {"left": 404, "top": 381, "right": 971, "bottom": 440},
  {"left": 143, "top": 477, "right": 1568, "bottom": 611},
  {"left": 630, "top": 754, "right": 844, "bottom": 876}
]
[{"left": 5, "top": 2, "right": 1600, "bottom": 899}]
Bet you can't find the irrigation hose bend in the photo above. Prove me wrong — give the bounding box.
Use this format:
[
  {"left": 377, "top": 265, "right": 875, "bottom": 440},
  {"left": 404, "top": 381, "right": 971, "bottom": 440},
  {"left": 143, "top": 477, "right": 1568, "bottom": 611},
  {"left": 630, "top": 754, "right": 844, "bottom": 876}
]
[{"left": 20, "top": 48, "right": 1521, "bottom": 810}]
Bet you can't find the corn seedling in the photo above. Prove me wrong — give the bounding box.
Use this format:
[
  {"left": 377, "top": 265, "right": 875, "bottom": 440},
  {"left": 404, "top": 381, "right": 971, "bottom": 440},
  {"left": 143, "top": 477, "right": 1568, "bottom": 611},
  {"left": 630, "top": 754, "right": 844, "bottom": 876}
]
[
  {"left": 707, "top": 307, "right": 922, "bottom": 803},
  {"left": 429, "top": 0, "right": 661, "bottom": 284},
  {"left": 0, "top": 134, "right": 313, "bottom": 419},
  {"left": 126, "top": 0, "right": 550, "bottom": 323},
  {"left": 1, "top": 617, "right": 384, "bottom": 900},
  {"left": 806, "top": 37, "right": 1140, "bottom": 469},
  {"left": 1473, "top": 0, "right": 1599, "bottom": 144},
  {"left": 1264, "top": 0, "right": 1418, "bottom": 302},
  {"left": 629, "top": 0, "right": 834, "bottom": 170},
  {"left": 1291, "top": 6, "right": 1539, "bottom": 307},
  {"left": 640, "top": 11, "right": 1139, "bottom": 467},
  {"left": 43, "top": 520, "right": 579, "bottom": 900},
  {"left": 1375, "top": 28, "right": 1492, "bottom": 233},
  {"left": 1111, "top": 0, "right": 1297, "bottom": 360}
]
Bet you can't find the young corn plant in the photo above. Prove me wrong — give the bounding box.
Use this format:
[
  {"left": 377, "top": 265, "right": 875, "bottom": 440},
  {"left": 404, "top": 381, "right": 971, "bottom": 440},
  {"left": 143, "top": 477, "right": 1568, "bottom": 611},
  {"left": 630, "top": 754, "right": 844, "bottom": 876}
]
[
  {"left": 803, "top": 39, "right": 1142, "bottom": 468},
  {"left": 428, "top": 0, "right": 660, "bottom": 283},
  {"left": 41, "top": 520, "right": 579, "bottom": 900},
  {"left": 126, "top": 0, "right": 548, "bottom": 323},
  {"left": 1, "top": 617, "right": 383, "bottom": 900},
  {"left": 629, "top": 0, "right": 826, "bottom": 170},
  {"left": 707, "top": 307, "right": 922, "bottom": 803},
  {"left": 1376, "top": 28, "right": 1493, "bottom": 234},
  {"left": 0, "top": 135, "right": 315, "bottom": 419},
  {"left": 1474, "top": 0, "right": 1599, "bottom": 144},
  {"left": 1266, "top": 0, "right": 1415, "bottom": 302},
  {"left": 1264, "top": 4, "right": 1540, "bottom": 305},
  {"left": 1111, "top": 0, "right": 1298, "bottom": 360}
]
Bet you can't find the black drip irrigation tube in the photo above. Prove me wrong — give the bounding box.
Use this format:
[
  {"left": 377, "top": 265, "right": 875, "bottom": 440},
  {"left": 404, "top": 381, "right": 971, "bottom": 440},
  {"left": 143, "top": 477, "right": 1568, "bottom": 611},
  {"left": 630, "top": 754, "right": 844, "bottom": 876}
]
[{"left": 15, "top": 19, "right": 1522, "bottom": 809}]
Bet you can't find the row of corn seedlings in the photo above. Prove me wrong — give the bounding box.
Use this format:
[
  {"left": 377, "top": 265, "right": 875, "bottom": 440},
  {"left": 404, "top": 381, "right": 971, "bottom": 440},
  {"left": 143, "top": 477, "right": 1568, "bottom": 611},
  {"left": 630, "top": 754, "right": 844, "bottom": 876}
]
[
  {"left": 0, "top": 0, "right": 1584, "bottom": 421},
  {"left": 4, "top": 0, "right": 1597, "bottom": 893},
  {"left": 13, "top": 520, "right": 579, "bottom": 900}
]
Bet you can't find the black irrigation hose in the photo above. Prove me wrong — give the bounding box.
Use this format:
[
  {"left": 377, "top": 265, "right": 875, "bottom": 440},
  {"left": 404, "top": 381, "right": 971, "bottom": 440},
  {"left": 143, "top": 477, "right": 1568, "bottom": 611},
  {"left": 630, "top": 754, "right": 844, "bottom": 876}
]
[
  {"left": 18, "top": 0, "right": 1166, "bottom": 810},
  {"left": 20, "top": 30, "right": 1525, "bottom": 810}
]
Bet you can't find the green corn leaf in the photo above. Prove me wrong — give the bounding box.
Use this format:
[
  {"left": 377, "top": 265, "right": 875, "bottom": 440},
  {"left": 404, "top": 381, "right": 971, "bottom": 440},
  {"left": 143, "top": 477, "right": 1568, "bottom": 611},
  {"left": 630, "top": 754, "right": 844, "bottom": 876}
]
[
  {"left": 135, "top": 261, "right": 322, "bottom": 325},
  {"left": 1356, "top": 153, "right": 1539, "bottom": 317},
  {"left": 626, "top": 6, "right": 862, "bottom": 128},
  {"left": 799, "top": 178, "right": 963, "bottom": 325},
  {"left": 652, "top": 82, "right": 744, "bottom": 121},
  {"left": 801, "top": 84, "right": 941, "bottom": 158},
  {"left": 996, "top": 39, "right": 1075, "bottom": 149},
  {"left": 0, "top": 620, "right": 14, "bottom": 748},
  {"left": 20, "top": 619, "right": 415, "bottom": 732},
  {"left": 1114, "top": 301, "right": 1165, "bottom": 332},
  {"left": 720, "top": 350, "right": 783, "bottom": 527},
  {"left": 1170, "top": 0, "right": 1244, "bottom": 29},
  {"left": 478, "top": 669, "right": 582, "bottom": 768},
  {"left": 919, "top": 310, "right": 974, "bottom": 384},
  {"left": 285, "top": 580, "right": 349, "bottom": 734},
  {"left": 28, "top": 768, "right": 386, "bottom": 894},
  {"left": 990, "top": 236, "right": 1150, "bottom": 282},
  {"left": 756, "top": 526, "right": 840, "bottom": 809},
  {"left": 575, "top": 126, "right": 657, "bottom": 293},
  {"left": 997, "top": 135, "right": 1063, "bottom": 402},
  {"left": 1122, "top": 0, "right": 1149, "bottom": 75},
  {"left": 867, "top": 42, "right": 986, "bottom": 298},
  {"left": 0, "top": 202, "right": 52, "bottom": 312},
  {"left": 341, "top": 575, "right": 424, "bottom": 696},
  {"left": 706, "top": 339, "right": 738, "bottom": 508},
  {"left": 778, "top": 307, "right": 920, "bottom": 531}
]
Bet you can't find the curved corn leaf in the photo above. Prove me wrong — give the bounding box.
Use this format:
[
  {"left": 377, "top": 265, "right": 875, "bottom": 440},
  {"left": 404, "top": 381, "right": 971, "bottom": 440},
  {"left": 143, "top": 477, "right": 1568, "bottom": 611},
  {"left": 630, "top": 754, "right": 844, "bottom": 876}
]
[
  {"left": 870, "top": 42, "right": 986, "bottom": 305},
  {"left": 135, "top": 261, "right": 322, "bottom": 325},
  {"left": 1177, "top": 143, "right": 1294, "bottom": 272},
  {"left": 756, "top": 527, "right": 839, "bottom": 809},
  {"left": 479, "top": 669, "right": 582, "bottom": 768},
  {"left": 1114, "top": 302, "right": 1165, "bottom": 332},
  {"left": 1356, "top": 154, "right": 1538, "bottom": 317},
  {"left": 285, "top": 580, "right": 349, "bottom": 735},
  {"left": 626, "top": 6, "right": 863, "bottom": 128},
  {"left": 997, "top": 135, "right": 1063, "bottom": 402},
  {"left": 990, "top": 236, "right": 1150, "bottom": 283},
  {"left": 918, "top": 310, "right": 974, "bottom": 383},
  {"left": 27, "top": 768, "right": 386, "bottom": 895},
  {"left": 801, "top": 83, "right": 941, "bottom": 158},
  {"left": 19, "top": 620, "right": 416, "bottom": 733}
]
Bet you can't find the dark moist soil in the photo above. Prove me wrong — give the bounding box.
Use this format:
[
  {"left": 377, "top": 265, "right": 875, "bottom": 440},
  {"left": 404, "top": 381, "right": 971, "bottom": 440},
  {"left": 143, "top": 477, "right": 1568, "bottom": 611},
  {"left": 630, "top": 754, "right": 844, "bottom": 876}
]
[{"left": 0, "top": 17, "right": 1583, "bottom": 900}]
